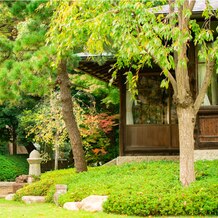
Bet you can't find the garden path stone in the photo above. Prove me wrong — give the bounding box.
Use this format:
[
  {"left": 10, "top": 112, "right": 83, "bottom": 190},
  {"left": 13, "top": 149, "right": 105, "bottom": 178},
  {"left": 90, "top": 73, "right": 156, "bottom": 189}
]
[{"left": 22, "top": 196, "right": 46, "bottom": 204}]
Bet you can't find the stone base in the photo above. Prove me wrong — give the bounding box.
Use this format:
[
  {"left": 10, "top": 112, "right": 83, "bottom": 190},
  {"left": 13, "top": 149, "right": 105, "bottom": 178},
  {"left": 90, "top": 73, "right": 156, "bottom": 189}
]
[
  {"left": 194, "top": 149, "right": 218, "bottom": 161},
  {"left": 22, "top": 196, "right": 46, "bottom": 204},
  {"left": 0, "top": 182, "right": 26, "bottom": 197},
  {"left": 104, "top": 150, "right": 218, "bottom": 166},
  {"left": 0, "top": 182, "right": 15, "bottom": 196}
]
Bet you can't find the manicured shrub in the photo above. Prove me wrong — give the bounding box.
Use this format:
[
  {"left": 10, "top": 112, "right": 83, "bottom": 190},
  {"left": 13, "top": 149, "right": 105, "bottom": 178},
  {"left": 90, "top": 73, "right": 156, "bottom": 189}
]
[
  {"left": 14, "top": 160, "right": 218, "bottom": 216},
  {"left": 0, "top": 155, "right": 28, "bottom": 181}
]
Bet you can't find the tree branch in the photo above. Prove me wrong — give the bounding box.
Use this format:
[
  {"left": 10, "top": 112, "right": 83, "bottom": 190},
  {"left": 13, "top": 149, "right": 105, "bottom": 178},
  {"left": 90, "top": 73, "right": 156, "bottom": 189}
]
[
  {"left": 189, "top": 0, "right": 196, "bottom": 11},
  {"left": 167, "top": 69, "right": 178, "bottom": 94},
  {"left": 169, "top": 0, "right": 175, "bottom": 15},
  {"left": 144, "top": 46, "right": 178, "bottom": 94},
  {"left": 194, "top": 58, "right": 215, "bottom": 114}
]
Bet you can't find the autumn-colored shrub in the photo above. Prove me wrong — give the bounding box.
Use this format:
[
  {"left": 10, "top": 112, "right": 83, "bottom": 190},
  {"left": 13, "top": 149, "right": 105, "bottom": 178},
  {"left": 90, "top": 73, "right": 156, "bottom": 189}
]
[{"left": 79, "top": 113, "right": 119, "bottom": 165}]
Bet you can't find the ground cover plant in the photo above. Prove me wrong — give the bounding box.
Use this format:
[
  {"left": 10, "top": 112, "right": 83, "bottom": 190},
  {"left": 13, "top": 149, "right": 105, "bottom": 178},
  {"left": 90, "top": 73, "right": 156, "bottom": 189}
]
[
  {"left": 0, "top": 154, "right": 28, "bottom": 181},
  {"left": 14, "top": 160, "right": 218, "bottom": 216}
]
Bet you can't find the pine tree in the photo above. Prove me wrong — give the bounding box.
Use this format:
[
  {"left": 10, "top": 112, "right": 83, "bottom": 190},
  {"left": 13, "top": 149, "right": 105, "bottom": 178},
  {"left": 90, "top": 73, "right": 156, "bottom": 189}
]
[{"left": 0, "top": 1, "right": 87, "bottom": 172}]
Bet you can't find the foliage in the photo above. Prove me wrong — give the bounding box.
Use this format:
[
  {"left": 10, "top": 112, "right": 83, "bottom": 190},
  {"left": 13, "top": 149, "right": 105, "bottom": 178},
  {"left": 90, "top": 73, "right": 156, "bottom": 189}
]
[
  {"left": 0, "top": 154, "right": 28, "bottom": 181},
  {"left": 0, "top": 2, "right": 119, "bottom": 172},
  {"left": 14, "top": 168, "right": 74, "bottom": 202},
  {"left": 0, "top": 1, "right": 55, "bottom": 156},
  {"left": 19, "top": 90, "right": 118, "bottom": 165},
  {"left": 69, "top": 73, "right": 119, "bottom": 113},
  {"left": 69, "top": 73, "right": 119, "bottom": 165},
  {"left": 0, "top": 96, "right": 40, "bottom": 154},
  {"left": 14, "top": 160, "right": 218, "bottom": 216},
  {"left": 79, "top": 112, "right": 118, "bottom": 165},
  {"left": 0, "top": 1, "right": 55, "bottom": 102},
  {"left": 18, "top": 93, "right": 69, "bottom": 162},
  {"left": 48, "top": 0, "right": 218, "bottom": 93}
]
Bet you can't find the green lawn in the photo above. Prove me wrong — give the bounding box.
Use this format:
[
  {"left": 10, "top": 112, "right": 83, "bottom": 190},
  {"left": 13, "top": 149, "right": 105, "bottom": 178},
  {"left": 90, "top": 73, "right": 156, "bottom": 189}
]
[{"left": 0, "top": 199, "right": 140, "bottom": 218}]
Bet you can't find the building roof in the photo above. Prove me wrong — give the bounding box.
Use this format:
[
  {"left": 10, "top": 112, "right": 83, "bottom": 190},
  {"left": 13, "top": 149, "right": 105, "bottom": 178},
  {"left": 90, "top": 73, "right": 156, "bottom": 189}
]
[{"left": 156, "top": 0, "right": 218, "bottom": 14}]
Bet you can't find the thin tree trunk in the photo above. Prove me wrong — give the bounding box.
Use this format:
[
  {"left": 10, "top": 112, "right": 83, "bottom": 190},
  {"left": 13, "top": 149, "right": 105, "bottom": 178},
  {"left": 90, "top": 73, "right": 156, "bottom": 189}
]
[
  {"left": 54, "top": 134, "right": 59, "bottom": 170},
  {"left": 11, "top": 127, "right": 17, "bottom": 155},
  {"left": 177, "top": 106, "right": 196, "bottom": 186},
  {"left": 54, "top": 144, "right": 59, "bottom": 170},
  {"left": 57, "top": 59, "right": 87, "bottom": 172},
  {"left": 173, "top": 1, "right": 196, "bottom": 186}
]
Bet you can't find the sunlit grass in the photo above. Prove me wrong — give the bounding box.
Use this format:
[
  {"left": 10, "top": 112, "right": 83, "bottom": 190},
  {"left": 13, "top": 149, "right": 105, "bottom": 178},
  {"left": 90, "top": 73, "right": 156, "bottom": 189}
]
[{"left": 0, "top": 199, "right": 139, "bottom": 218}]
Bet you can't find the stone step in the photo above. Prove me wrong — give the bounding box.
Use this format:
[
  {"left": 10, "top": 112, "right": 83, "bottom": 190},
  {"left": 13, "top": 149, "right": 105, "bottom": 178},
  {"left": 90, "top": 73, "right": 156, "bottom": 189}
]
[{"left": 0, "top": 182, "right": 25, "bottom": 196}]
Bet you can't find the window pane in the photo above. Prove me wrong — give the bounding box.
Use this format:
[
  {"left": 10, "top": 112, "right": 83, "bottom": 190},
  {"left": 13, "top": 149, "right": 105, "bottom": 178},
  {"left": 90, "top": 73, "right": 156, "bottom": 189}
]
[{"left": 126, "top": 76, "right": 171, "bottom": 125}]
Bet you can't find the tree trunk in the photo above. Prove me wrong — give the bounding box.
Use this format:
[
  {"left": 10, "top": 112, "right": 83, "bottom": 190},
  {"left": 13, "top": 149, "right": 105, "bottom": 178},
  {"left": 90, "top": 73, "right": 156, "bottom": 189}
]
[
  {"left": 177, "top": 106, "right": 196, "bottom": 186},
  {"left": 54, "top": 134, "right": 59, "bottom": 170},
  {"left": 57, "top": 59, "right": 87, "bottom": 172},
  {"left": 54, "top": 145, "right": 59, "bottom": 170},
  {"left": 11, "top": 127, "right": 17, "bottom": 155}
]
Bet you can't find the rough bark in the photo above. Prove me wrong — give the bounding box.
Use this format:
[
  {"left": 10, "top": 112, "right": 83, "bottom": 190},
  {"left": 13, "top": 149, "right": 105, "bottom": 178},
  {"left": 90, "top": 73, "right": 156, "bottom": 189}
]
[
  {"left": 174, "top": 0, "right": 196, "bottom": 186},
  {"left": 57, "top": 59, "right": 87, "bottom": 172},
  {"left": 177, "top": 106, "right": 196, "bottom": 186}
]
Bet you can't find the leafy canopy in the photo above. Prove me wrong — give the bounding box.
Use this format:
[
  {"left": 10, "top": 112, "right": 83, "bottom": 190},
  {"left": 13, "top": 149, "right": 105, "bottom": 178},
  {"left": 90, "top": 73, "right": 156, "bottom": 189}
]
[{"left": 48, "top": 0, "right": 218, "bottom": 97}]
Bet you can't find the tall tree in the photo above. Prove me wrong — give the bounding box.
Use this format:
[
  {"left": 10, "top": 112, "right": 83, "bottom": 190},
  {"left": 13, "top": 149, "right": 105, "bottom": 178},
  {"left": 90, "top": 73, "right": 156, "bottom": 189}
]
[
  {"left": 48, "top": 0, "right": 218, "bottom": 186},
  {"left": 0, "top": 1, "right": 87, "bottom": 172},
  {"left": 57, "top": 60, "right": 87, "bottom": 172}
]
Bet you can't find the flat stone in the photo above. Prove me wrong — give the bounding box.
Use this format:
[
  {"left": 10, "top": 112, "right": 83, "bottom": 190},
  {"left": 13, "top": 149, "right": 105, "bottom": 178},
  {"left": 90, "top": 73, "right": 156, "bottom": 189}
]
[
  {"left": 0, "top": 182, "right": 15, "bottom": 195},
  {"left": 5, "top": 194, "right": 15, "bottom": 201},
  {"left": 63, "top": 202, "right": 81, "bottom": 211},
  {"left": 194, "top": 150, "right": 218, "bottom": 161},
  {"left": 81, "top": 195, "right": 108, "bottom": 212},
  {"left": 22, "top": 196, "right": 46, "bottom": 204}
]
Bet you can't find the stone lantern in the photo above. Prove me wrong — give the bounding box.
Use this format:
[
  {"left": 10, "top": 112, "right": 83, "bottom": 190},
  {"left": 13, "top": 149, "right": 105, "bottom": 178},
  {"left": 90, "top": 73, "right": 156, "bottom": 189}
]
[{"left": 27, "top": 150, "right": 42, "bottom": 182}]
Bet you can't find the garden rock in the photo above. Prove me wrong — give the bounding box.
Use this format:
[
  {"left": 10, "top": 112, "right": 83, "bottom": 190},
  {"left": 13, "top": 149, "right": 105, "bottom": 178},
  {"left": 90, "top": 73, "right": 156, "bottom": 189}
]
[
  {"left": 22, "top": 196, "right": 45, "bottom": 204},
  {"left": 5, "top": 194, "right": 15, "bottom": 201},
  {"left": 63, "top": 202, "right": 81, "bottom": 211},
  {"left": 15, "top": 175, "right": 28, "bottom": 183},
  {"left": 80, "top": 195, "right": 108, "bottom": 212}
]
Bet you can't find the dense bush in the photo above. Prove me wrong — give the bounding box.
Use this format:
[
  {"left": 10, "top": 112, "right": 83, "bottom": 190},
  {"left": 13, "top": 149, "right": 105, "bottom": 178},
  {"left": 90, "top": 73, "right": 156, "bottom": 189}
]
[
  {"left": 14, "top": 160, "right": 218, "bottom": 216},
  {"left": 0, "top": 155, "right": 28, "bottom": 181}
]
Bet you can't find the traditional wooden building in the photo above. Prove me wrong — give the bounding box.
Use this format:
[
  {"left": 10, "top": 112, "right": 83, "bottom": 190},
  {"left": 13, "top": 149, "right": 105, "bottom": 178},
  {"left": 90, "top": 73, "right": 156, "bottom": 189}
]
[{"left": 77, "top": 1, "right": 218, "bottom": 156}]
